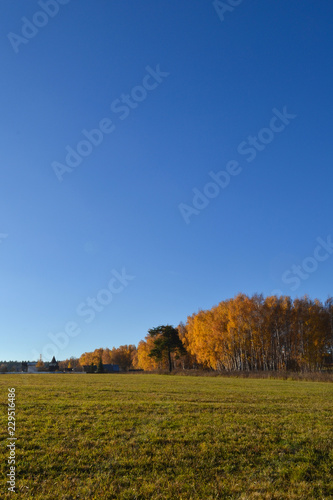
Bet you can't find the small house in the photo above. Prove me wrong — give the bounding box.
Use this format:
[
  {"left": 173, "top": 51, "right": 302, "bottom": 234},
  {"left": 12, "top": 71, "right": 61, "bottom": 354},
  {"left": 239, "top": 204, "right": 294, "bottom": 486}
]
[{"left": 83, "top": 363, "right": 119, "bottom": 373}]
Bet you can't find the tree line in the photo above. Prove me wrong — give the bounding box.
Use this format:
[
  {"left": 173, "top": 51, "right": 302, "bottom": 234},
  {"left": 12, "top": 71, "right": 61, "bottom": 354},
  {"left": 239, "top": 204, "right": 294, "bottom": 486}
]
[
  {"left": 3, "top": 294, "right": 331, "bottom": 373},
  {"left": 135, "top": 294, "right": 333, "bottom": 372}
]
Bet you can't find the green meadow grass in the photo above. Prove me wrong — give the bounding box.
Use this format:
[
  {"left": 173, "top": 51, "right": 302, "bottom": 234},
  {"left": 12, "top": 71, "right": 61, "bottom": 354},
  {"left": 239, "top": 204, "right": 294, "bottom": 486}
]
[{"left": 0, "top": 374, "right": 332, "bottom": 499}]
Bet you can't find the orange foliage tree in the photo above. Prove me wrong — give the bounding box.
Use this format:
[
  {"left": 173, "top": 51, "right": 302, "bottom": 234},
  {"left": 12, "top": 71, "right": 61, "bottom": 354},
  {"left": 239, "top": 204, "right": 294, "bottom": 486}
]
[
  {"left": 79, "top": 345, "right": 137, "bottom": 371},
  {"left": 183, "top": 294, "right": 333, "bottom": 372}
]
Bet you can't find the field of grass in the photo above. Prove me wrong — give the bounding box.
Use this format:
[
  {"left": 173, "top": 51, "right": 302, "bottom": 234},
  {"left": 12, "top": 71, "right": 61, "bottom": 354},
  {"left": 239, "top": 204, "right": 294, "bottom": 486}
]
[{"left": 1, "top": 374, "right": 332, "bottom": 499}]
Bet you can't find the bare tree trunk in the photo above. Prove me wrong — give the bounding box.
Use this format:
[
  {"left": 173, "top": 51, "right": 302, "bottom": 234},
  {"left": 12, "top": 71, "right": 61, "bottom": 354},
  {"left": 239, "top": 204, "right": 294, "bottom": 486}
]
[{"left": 168, "top": 349, "right": 172, "bottom": 372}]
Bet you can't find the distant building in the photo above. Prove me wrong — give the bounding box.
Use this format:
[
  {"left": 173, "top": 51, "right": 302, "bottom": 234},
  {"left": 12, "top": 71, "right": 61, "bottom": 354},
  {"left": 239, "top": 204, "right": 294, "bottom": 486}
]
[
  {"left": 103, "top": 364, "right": 120, "bottom": 373},
  {"left": 48, "top": 356, "right": 59, "bottom": 372},
  {"left": 83, "top": 364, "right": 119, "bottom": 373},
  {"left": 21, "top": 360, "right": 58, "bottom": 373},
  {"left": 26, "top": 362, "right": 38, "bottom": 373}
]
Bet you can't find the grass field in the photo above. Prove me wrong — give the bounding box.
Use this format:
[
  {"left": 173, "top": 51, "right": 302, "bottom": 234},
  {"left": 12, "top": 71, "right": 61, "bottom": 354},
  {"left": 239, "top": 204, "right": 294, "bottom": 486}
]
[{"left": 1, "top": 374, "right": 332, "bottom": 499}]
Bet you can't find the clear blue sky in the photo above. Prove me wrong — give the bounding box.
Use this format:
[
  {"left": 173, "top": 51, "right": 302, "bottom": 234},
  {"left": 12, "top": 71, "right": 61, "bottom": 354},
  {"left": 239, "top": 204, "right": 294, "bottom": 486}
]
[{"left": 1, "top": 0, "right": 332, "bottom": 361}]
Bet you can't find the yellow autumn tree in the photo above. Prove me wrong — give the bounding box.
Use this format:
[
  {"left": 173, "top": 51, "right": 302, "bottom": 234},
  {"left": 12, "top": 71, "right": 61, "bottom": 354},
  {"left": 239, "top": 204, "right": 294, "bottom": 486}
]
[
  {"left": 183, "top": 294, "right": 332, "bottom": 372},
  {"left": 134, "top": 339, "right": 160, "bottom": 371}
]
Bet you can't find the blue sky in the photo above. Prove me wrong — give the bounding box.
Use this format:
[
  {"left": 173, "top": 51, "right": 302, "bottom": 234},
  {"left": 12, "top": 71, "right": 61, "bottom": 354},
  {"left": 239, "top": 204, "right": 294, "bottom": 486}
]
[{"left": 1, "top": 0, "right": 332, "bottom": 361}]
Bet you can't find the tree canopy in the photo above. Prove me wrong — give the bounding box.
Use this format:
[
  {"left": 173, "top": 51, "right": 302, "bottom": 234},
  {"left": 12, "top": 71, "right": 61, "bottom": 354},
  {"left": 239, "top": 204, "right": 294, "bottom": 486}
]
[
  {"left": 76, "top": 294, "right": 333, "bottom": 373},
  {"left": 147, "top": 325, "right": 187, "bottom": 372}
]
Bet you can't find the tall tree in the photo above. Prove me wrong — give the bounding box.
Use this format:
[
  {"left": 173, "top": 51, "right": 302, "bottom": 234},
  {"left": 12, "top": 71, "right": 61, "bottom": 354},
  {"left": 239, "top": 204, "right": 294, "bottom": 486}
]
[{"left": 147, "top": 325, "right": 187, "bottom": 372}]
